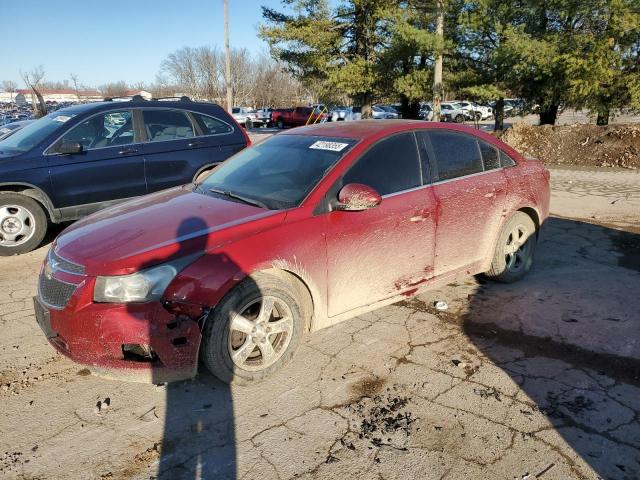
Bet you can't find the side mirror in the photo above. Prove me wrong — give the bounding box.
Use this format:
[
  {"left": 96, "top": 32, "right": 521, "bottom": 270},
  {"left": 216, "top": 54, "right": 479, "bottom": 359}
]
[
  {"left": 57, "top": 141, "right": 83, "bottom": 155},
  {"left": 336, "top": 183, "right": 382, "bottom": 211}
]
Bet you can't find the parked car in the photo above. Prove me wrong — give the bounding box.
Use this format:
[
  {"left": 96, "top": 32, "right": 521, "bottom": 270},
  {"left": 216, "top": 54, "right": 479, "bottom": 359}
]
[
  {"left": 255, "top": 108, "right": 274, "bottom": 127},
  {"left": 456, "top": 101, "right": 493, "bottom": 121},
  {"left": 35, "top": 120, "right": 550, "bottom": 384},
  {"left": 440, "top": 102, "right": 467, "bottom": 123},
  {"left": 330, "top": 106, "right": 362, "bottom": 122},
  {"left": 372, "top": 105, "right": 398, "bottom": 119},
  {"left": 0, "top": 120, "right": 34, "bottom": 141},
  {"left": 231, "top": 107, "right": 259, "bottom": 128},
  {"left": 271, "top": 106, "right": 327, "bottom": 128},
  {"left": 0, "top": 97, "right": 249, "bottom": 255},
  {"left": 378, "top": 105, "right": 401, "bottom": 118},
  {"left": 419, "top": 104, "right": 434, "bottom": 121}
]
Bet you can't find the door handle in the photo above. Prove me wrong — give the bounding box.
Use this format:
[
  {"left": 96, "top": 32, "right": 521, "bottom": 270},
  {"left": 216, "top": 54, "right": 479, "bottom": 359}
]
[
  {"left": 118, "top": 148, "right": 138, "bottom": 155},
  {"left": 188, "top": 141, "right": 205, "bottom": 148}
]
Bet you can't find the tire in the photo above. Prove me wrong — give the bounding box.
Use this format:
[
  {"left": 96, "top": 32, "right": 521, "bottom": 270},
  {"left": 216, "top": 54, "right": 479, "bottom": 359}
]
[
  {"left": 474, "top": 112, "right": 482, "bottom": 121},
  {"left": 276, "top": 119, "right": 284, "bottom": 129},
  {"left": 245, "top": 118, "right": 253, "bottom": 129},
  {"left": 454, "top": 114, "right": 465, "bottom": 123},
  {"left": 201, "top": 273, "right": 306, "bottom": 384},
  {"left": 0, "top": 193, "right": 48, "bottom": 256},
  {"left": 485, "top": 212, "right": 537, "bottom": 283}
]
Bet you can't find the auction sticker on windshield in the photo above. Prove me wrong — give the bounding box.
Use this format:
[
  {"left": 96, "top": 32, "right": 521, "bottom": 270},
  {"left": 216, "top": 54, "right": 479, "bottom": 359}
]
[{"left": 309, "top": 140, "right": 349, "bottom": 152}]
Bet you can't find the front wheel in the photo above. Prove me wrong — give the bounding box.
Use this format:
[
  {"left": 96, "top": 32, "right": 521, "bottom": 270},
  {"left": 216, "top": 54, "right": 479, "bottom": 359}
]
[
  {"left": 485, "top": 212, "right": 537, "bottom": 283},
  {"left": 276, "top": 119, "right": 284, "bottom": 129},
  {"left": 245, "top": 118, "right": 253, "bottom": 129},
  {"left": 201, "top": 273, "right": 306, "bottom": 384},
  {"left": 0, "top": 193, "right": 48, "bottom": 256},
  {"left": 454, "top": 114, "right": 465, "bottom": 123}
]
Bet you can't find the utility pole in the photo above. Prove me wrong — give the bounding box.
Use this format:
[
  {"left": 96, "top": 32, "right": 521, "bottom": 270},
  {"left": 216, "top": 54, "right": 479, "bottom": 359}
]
[
  {"left": 432, "top": 0, "right": 444, "bottom": 122},
  {"left": 224, "top": 0, "right": 233, "bottom": 112}
]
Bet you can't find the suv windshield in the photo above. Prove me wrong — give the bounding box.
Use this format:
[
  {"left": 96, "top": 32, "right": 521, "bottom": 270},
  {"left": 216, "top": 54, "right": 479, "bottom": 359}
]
[
  {"left": 0, "top": 112, "right": 76, "bottom": 154},
  {"left": 199, "top": 135, "right": 356, "bottom": 210}
]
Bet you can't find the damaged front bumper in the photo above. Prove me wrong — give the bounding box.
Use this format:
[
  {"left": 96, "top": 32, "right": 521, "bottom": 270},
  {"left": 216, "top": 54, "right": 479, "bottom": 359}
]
[{"left": 34, "top": 270, "right": 203, "bottom": 384}]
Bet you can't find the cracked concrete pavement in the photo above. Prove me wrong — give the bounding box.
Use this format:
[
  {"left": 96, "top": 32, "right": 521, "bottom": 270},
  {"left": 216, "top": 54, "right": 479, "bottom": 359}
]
[{"left": 0, "top": 165, "right": 639, "bottom": 480}]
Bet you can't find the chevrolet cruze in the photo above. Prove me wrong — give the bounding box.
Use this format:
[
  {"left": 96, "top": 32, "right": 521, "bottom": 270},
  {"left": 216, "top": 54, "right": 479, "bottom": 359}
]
[{"left": 35, "top": 120, "right": 550, "bottom": 384}]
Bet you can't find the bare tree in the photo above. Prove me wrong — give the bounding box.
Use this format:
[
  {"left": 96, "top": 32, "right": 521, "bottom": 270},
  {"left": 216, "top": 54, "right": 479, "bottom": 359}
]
[
  {"left": 1, "top": 80, "right": 17, "bottom": 103},
  {"left": 70, "top": 73, "right": 81, "bottom": 102},
  {"left": 99, "top": 81, "right": 129, "bottom": 98},
  {"left": 20, "top": 66, "right": 47, "bottom": 117},
  {"left": 224, "top": 0, "right": 233, "bottom": 111}
]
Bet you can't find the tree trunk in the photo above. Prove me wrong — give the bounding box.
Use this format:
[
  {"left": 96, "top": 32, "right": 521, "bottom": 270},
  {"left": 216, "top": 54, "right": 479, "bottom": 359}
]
[
  {"left": 596, "top": 109, "right": 610, "bottom": 126},
  {"left": 539, "top": 104, "right": 559, "bottom": 125},
  {"left": 32, "top": 88, "right": 47, "bottom": 118},
  {"left": 494, "top": 97, "right": 505, "bottom": 131},
  {"left": 360, "top": 93, "right": 373, "bottom": 119}
]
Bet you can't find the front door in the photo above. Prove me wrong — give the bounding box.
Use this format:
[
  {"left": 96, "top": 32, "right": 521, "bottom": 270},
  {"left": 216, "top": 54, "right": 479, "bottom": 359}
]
[
  {"left": 47, "top": 109, "right": 146, "bottom": 212},
  {"left": 324, "top": 132, "right": 437, "bottom": 317}
]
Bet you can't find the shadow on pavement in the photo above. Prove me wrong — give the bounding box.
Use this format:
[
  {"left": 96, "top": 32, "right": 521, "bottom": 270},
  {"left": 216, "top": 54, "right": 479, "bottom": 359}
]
[
  {"left": 125, "top": 216, "right": 249, "bottom": 479},
  {"left": 463, "top": 217, "right": 640, "bottom": 479}
]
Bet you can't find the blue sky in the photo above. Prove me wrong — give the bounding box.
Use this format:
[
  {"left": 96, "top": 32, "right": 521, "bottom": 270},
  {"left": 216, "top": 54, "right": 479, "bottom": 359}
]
[{"left": 0, "top": 0, "right": 276, "bottom": 88}]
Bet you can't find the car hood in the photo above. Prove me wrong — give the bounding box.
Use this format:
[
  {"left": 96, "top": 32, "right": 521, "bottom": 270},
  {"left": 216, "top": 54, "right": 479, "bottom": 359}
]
[{"left": 54, "top": 186, "right": 282, "bottom": 276}]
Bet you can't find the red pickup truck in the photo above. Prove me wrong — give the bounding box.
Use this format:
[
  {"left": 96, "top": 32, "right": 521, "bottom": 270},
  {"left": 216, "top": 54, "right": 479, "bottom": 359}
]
[{"left": 271, "top": 106, "right": 327, "bottom": 129}]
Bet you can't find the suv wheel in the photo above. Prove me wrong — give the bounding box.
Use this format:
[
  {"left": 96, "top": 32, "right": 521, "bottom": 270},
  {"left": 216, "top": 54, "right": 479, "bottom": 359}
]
[
  {"left": 0, "top": 193, "right": 48, "bottom": 256},
  {"left": 245, "top": 118, "right": 253, "bottom": 129},
  {"left": 201, "top": 273, "right": 305, "bottom": 384},
  {"left": 454, "top": 114, "right": 465, "bottom": 123},
  {"left": 485, "top": 212, "right": 537, "bottom": 283}
]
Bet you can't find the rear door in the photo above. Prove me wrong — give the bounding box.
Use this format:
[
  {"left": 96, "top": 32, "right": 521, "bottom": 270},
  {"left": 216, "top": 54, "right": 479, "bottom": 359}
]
[
  {"left": 140, "top": 108, "right": 242, "bottom": 193},
  {"left": 424, "top": 130, "right": 507, "bottom": 276},
  {"left": 47, "top": 108, "right": 146, "bottom": 211},
  {"left": 324, "top": 132, "right": 437, "bottom": 316}
]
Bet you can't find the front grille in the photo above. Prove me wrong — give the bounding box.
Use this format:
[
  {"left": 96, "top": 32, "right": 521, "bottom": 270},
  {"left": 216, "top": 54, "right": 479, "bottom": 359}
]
[
  {"left": 50, "top": 250, "right": 85, "bottom": 274},
  {"left": 38, "top": 274, "right": 77, "bottom": 309}
]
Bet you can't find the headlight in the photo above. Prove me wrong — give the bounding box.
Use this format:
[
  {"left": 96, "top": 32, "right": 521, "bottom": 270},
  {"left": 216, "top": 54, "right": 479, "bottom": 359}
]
[{"left": 93, "top": 256, "right": 197, "bottom": 303}]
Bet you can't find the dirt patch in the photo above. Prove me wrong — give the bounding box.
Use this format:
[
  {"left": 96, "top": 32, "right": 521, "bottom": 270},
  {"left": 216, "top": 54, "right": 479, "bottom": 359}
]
[
  {"left": 349, "top": 376, "right": 385, "bottom": 399},
  {"left": 500, "top": 122, "right": 640, "bottom": 169}
]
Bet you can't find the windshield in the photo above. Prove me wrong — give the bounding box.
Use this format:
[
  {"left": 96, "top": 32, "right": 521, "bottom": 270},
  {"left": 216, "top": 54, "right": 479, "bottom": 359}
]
[
  {"left": 199, "top": 135, "right": 356, "bottom": 210},
  {"left": 0, "top": 112, "right": 75, "bottom": 153}
]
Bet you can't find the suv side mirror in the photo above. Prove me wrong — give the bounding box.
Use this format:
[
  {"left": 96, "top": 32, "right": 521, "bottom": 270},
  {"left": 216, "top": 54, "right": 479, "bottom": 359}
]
[
  {"left": 336, "top": 183, "right": 382, "bottom": 211},
  {"left": 57, "top": 141, "right": 83, "bottom": 155}
]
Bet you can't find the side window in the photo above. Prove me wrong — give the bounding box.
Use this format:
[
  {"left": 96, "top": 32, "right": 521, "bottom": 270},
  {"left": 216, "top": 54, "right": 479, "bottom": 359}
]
[
  {"left": 479, "top": 140, "right": 500, "bottom": 170},
  {"left": 142, "top": 109, "right": 195, "bottom": 142},
  {"left": 428, "top": 131, "right": 483, "bottom": 181},
  {"left": 500, "top": 150, "right": 517, "bottom": 167},
  {"left": 343, "top": 132, "right": 421, "bottom": 196},
  {"left": 56, "top": 110, "right": 133, "bottom": 151},
  {"left": 191, "top": 112, "right": 233, "bottom": 135}
]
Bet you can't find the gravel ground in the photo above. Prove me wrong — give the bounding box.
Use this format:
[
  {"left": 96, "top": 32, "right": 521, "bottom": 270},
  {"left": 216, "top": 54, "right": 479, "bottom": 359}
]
[{"left": 0, "top": 166, "right": 639, "bottom": 480}]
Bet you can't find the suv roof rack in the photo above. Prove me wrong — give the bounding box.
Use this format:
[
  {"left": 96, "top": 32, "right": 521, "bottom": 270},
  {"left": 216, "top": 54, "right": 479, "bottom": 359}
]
[
  {"left": 103, "top": 94, "right": 147, "bottom": 102},
  {"left": 151, "top": 96, "right": 192, "bottom": 102}
]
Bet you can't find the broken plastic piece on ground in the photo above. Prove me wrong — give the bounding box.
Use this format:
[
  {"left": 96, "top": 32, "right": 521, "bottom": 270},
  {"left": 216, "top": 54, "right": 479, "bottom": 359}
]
[{"left": 434, "top": 300, "right": 448, "bottom": 311}]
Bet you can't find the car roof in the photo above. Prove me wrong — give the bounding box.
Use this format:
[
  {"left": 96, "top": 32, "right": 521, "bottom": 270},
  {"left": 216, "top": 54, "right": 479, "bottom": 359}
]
[
  {"left": 52, "top": 100, "right": 225, "bottom": 116},
  {"left": 281, "top": 119, "right": 492, "bottom": 141}
]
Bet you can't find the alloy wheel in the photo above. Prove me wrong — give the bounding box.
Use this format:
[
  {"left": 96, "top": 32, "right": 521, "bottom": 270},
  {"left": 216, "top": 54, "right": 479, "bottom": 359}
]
[
  {"left": 504, "top": 224, "right": 532, "bottom": 273},
  {"left": 0, "top": 205, "right": 36, "bottom": 247},
  {"left": 228, "top": 295, "right": 294, "bottom": 371}
]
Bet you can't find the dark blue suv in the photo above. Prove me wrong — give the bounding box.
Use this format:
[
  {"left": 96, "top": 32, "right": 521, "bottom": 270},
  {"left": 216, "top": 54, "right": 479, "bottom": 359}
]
[{"left": 0, "top": 98, "right": 249, "bottom": 255}]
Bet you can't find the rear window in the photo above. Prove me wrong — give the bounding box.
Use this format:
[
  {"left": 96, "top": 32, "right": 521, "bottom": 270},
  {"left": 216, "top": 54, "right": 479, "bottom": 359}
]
[
  {"left": 143, "top": 109, "right": 195, "bottom": 142},
  {"left": 192, "top": 112, "right": 233, "bottom": 135},
  {"left": 429, "top": 131, "right": 483, "bottom": 180}
]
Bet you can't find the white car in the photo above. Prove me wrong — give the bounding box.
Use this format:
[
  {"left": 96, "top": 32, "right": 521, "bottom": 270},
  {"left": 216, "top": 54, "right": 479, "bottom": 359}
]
[
  {"left": 439, "top": 103, "right": 467, "bottom": 123},
  {"left": 456, "top": 101, "right": 493, "bottom": 120},
  {"left": 330, "top": 106, "right": 362, "bottom": 122},
  {"left": 231, "top": 107, "right": 259, "bottom": 127}
]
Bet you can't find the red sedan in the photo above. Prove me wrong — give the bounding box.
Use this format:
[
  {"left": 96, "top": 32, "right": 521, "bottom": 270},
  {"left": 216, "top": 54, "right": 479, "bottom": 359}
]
[{"left": 35, "top": 120, "right": 550, "bottom": 384}]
